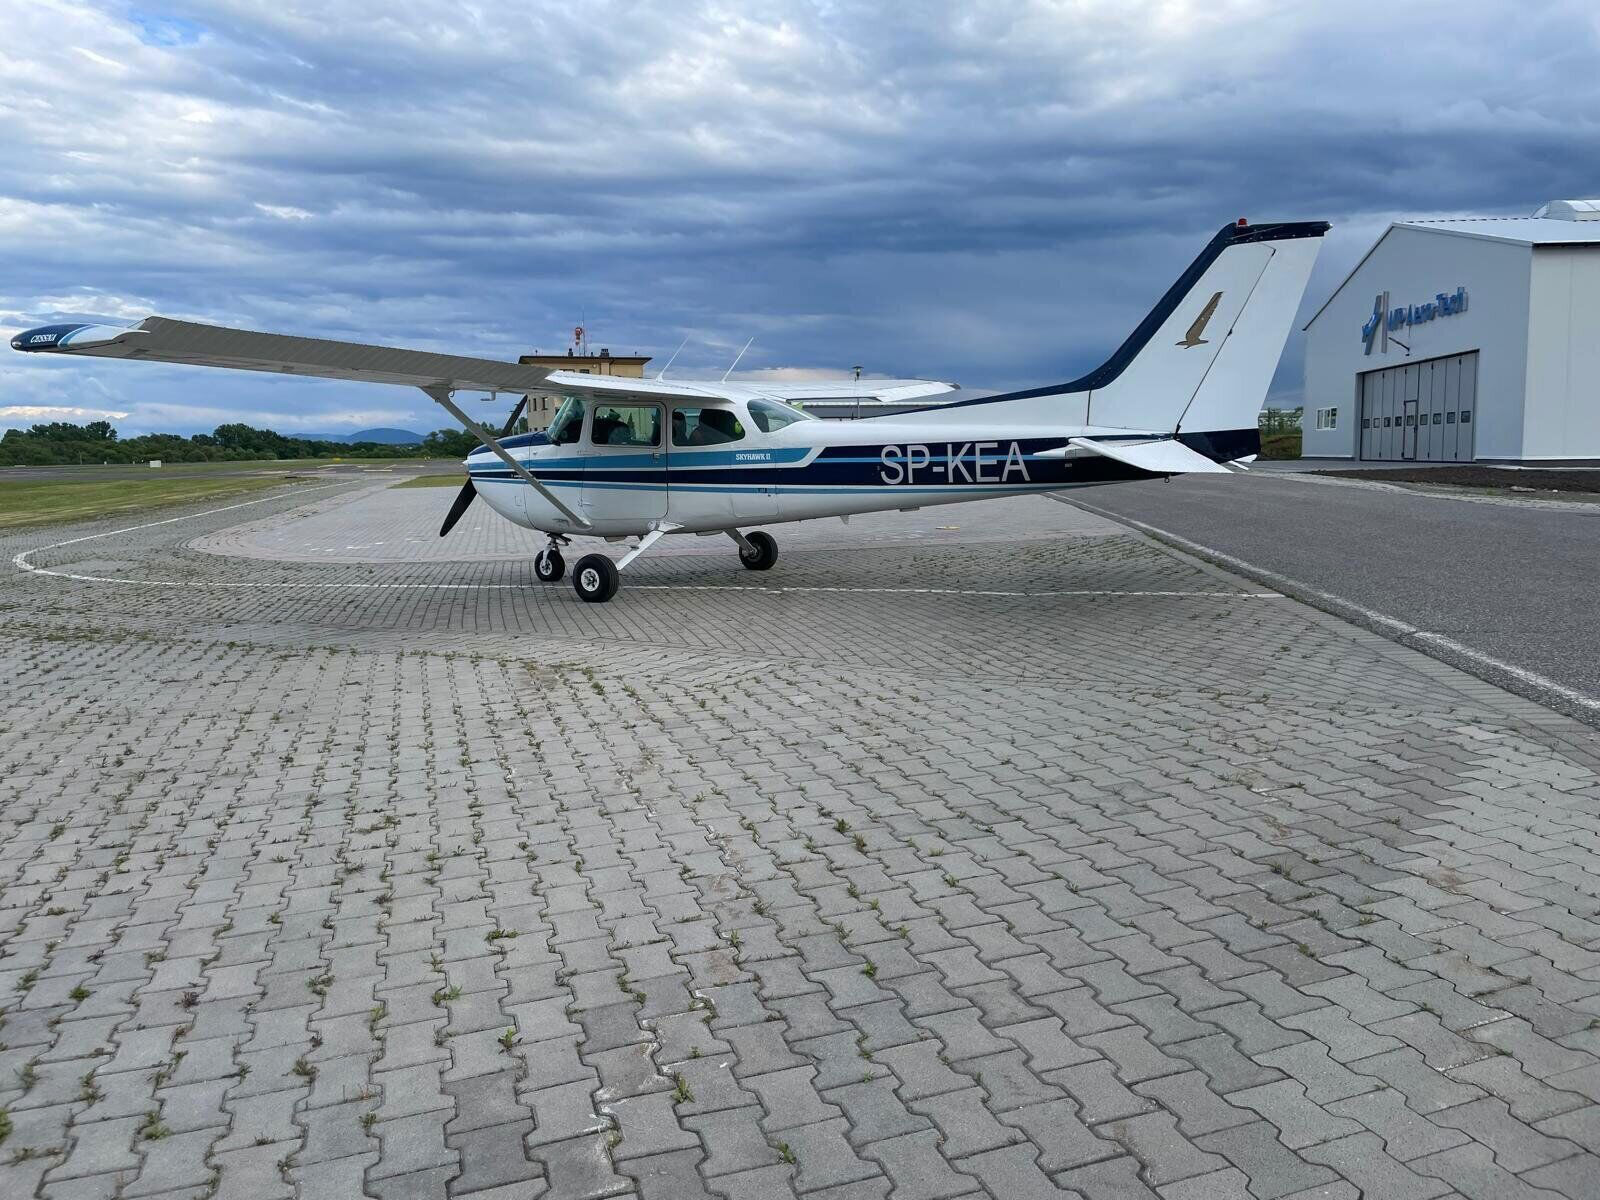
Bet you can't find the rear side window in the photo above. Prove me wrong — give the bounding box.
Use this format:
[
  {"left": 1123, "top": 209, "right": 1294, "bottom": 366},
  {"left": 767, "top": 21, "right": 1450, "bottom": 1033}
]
[
  {"left": 748, "top": 398, "right": 812, "bottom": 433},
  {"left": 672, "top": 407, "right": 745, "bottom": 446}
]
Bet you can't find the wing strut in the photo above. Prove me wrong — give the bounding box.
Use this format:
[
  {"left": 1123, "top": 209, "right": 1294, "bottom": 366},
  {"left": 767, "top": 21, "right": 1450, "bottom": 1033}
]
[{"left": 421, "top": 386, "right": 591, "bottom": 528}]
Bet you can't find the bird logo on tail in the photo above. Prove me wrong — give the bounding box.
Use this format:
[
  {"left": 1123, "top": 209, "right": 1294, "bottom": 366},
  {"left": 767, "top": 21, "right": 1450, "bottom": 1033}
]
[{"left": 1177, "top": 291, "right": 1223, "bottom": 348}]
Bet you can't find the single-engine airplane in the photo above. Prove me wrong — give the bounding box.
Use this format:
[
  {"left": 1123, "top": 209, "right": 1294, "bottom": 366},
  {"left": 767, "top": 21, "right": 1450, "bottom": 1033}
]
[{"left": 12, "top": 218, "right": 1327, "bottom": 602}]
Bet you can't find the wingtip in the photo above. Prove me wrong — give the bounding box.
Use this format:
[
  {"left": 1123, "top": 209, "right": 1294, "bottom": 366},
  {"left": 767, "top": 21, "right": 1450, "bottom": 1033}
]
[{"left": 10, "top": 320, "right": 146, "bottom": 354}]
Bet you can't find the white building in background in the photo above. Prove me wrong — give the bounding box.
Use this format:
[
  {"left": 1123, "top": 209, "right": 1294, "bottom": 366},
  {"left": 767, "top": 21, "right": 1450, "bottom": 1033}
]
[{"left": 1301, "top": 200, "right": 1600, "bottom": 464}]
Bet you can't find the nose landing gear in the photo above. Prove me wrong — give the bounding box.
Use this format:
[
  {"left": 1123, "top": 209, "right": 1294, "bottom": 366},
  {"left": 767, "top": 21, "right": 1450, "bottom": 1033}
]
[
  {"left": 534, "top": 535, "right": 569, "bottom": 583},
  {"left": 535, "top": 548, "right": 565, "bottom": 582}
]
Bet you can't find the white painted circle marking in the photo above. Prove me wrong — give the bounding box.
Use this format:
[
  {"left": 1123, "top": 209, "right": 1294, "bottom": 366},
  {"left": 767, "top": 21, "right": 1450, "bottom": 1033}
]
[{"left": 12, "top": 487, "right": 1286, "bottom": 601}]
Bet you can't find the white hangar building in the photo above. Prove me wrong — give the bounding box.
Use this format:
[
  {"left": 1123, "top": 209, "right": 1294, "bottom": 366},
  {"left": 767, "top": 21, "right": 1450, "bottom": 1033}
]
[{"left": 1301, "top": 199, "right": 1600, "bottom": 464}]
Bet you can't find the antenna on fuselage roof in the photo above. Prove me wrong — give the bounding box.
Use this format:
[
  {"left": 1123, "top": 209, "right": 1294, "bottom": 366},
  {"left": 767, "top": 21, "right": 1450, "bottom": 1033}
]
[
  {"left": 656, "top": 336, "right": 690, "bottom": 380},
  {"left": 721, "top": 336, "right": 755, "bottom": 383}
]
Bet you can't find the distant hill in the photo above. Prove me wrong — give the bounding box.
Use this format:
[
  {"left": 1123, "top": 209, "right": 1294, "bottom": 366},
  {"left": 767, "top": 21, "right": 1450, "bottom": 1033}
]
[{"left": 300, "top": 428, "right": 424, "bottom": 445}]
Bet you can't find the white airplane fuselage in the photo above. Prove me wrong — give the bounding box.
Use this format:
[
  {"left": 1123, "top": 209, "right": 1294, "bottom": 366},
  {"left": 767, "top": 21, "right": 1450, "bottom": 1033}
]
[{"left": 470, "top": 391, "right": 1190, "bottom": 538}]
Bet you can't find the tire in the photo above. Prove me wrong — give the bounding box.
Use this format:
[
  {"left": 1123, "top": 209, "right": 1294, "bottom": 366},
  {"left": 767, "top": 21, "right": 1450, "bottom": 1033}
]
[
  {"left": 572, "top": 553, "right": 620, "bottom": 603},
  {"left": 534, "top": 548, "right": 565, "bottom": 582},
  {"left": 739, "top": 530, "right": 778, "bottom": 572}
]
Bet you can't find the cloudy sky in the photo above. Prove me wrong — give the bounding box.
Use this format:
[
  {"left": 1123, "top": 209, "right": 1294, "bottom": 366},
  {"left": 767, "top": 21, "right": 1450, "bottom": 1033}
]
[{"left": 3, "top": 0, "right": 1598, "bottom": 436}]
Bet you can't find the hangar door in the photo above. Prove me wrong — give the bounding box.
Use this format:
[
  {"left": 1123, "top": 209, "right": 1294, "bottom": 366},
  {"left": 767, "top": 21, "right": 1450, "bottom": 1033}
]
[{"left": 1358, "top": 353, "right": 1476, "bottom": 462}]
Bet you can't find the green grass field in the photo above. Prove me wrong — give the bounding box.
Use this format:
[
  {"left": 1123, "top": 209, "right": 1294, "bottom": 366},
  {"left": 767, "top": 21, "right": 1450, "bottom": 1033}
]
[
  {"left": 0, "top": 474, "right": 317, "bottom": 530},
  {"left": 392, "top": 473, "right": 469, "bottom": 489},
  {"left": 1259, "top": 431, "right": 1302, "bottom": 460}
]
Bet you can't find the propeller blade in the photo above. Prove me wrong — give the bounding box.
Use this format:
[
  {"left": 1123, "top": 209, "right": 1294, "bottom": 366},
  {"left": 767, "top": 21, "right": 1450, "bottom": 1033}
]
[
  {"left": 438, "top": 479, "right": 477, "bottom": 537},
  {"left": 500, "top": 395, "right": 529, "bottom": 437}
]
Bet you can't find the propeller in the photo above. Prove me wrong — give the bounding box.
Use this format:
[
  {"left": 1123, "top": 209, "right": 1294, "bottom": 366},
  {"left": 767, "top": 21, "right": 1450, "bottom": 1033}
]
[{"left": 438, "top": 395, "right": 531, "bottom": 537}]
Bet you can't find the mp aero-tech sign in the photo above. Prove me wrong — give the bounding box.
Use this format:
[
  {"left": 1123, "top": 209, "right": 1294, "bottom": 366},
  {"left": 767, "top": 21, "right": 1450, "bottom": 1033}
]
[{"left": 1362, "top": 287, "right": 1468, "bottom": 355}]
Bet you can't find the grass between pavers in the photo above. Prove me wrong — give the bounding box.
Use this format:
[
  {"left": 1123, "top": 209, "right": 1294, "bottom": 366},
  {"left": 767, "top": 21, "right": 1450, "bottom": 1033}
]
[
  {"left": 0, "top": 474, "right": 317, "bottom": 529},
  {"left": 391, "top": 473, "right": 470, "bottom": 488}
]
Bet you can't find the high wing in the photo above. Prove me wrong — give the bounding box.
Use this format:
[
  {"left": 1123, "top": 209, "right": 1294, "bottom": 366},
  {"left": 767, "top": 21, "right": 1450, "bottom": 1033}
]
[
  {"left": 11, "top": 315, "right": 589, "bottom": 523},
  {"left": 10, "top": 317, "right": 554, "bottom": 394},
  {"left": 12, "top": 318, "right": 954, "bottom": 407}
]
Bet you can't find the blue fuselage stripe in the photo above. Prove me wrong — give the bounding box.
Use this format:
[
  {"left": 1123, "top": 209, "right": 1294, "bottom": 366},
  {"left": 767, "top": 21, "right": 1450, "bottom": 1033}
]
[{"left": 467, "top": 437, "right": 1156, "bottom": 491}]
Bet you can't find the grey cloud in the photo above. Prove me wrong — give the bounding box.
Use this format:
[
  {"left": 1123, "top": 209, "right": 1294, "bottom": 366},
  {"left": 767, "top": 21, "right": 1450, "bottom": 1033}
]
[{"left": 3, "top": 0, "right": 1598, "bottom": 433}]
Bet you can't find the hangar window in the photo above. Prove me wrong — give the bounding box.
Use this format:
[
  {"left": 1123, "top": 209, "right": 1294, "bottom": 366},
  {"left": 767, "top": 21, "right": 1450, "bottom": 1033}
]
[
  {"left": 1315, "top": 407, "right": 1338, "bottom": 431},
  {"left": 1361, "top": 418, "right": 1370, "bottom": 429},
  {"left": 1447, "top": 411, "right": 1456, "bottom": 423},
  {"left": 1460, "top": 410, "right": 1472, "bottom": 423},
  {"left": 672, "top": 407, "right": 745, "bottom": 446},
  {"left": 1433, "top": 413, "right": 1442, "bottom": 425}
]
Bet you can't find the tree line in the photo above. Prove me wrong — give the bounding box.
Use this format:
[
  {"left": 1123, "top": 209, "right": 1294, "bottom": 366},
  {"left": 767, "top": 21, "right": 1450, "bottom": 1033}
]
[{"left": 0, "top": 421, "right": 481, "bottom": 466}]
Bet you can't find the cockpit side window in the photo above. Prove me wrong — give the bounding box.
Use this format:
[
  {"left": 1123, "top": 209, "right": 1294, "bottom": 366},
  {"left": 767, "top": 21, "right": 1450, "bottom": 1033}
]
[
  {"left": 671, "top": 407, "right": 745, "bottom": 446},
  {"left": 548, "top": 396, "right": 585, "bottom": 445}
]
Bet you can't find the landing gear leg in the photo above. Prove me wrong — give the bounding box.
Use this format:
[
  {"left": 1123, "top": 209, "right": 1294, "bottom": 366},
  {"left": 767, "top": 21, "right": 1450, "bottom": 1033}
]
[
  {"left": 729, "top": 529, "right": 778, "bottom": 572},
  {"left": 573, "top": 522, "right": 680, "bottom": 603},
  {"left": 535, "top": 535, "right": 568, "bottom": 583}
]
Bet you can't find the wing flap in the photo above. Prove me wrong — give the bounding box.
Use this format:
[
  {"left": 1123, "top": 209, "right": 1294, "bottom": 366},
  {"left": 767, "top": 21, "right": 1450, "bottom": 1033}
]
[
  {"left": 1066, "top": 436, "right": 1231, "bottom": 475},
  {"left": 12, "top": 316, "right": 553, "bottom": 394}
]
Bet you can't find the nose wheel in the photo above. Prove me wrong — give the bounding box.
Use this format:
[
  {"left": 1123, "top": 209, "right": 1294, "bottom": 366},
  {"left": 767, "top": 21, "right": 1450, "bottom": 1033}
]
[{"left": 534, "top": 547, "right": 565, "bottom": 582}]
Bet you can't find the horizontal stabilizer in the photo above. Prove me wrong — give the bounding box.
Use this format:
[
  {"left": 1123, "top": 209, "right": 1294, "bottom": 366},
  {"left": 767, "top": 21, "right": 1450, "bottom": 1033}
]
[{"left": 1066, "top": 436, "right": 1231, "bottom": 475}]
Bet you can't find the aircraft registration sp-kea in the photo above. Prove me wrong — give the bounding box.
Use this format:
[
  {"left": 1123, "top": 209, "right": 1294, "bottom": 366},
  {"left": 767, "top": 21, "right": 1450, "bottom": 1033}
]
[{"left": 13, "top": 218, "right": 1328, "bottom": 602}]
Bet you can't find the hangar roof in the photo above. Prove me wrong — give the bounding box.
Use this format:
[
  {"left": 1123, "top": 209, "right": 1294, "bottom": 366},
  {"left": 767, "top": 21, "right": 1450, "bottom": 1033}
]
[
  {"left": 1394, "top": 215, "right": 1600, "bottom": 247},
  {"left": 1304, "top": 207, "right": 1600, "bottom": 329}
]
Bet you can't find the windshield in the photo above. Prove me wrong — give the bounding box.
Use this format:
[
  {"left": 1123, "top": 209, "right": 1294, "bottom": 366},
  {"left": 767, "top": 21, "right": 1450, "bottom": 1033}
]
[
  {"left": 748, "top": 397, "right": 816, "bottom": 433},
  {"left": 548, "top": 396, "right": 585, "bottom": 445}
]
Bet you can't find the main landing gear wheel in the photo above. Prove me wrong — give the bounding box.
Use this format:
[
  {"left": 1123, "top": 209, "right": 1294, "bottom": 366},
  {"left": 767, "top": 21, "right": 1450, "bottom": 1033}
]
[
  {"left": 573, "top": 554, "right": 620, "bottom": 603},
  {"left": 739, "top": 531, "right": 778, "bottom": 572},
  {"left": 534, "top": 548, "right": 565, "bottom": 582}
]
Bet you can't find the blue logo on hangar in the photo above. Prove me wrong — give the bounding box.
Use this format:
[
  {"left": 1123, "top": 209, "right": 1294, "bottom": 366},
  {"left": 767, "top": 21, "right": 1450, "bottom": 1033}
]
[{"left": 1362, "top": 287, "right": 1468, "bottom": 354}]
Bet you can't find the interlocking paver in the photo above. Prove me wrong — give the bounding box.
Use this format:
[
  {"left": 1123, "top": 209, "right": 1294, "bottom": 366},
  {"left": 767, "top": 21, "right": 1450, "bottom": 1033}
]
[
  {"left": 1425, "top": 1097, "right": 1583, "bottom": 1172},
  {"left": 782, "top": 1117, "right": 881, "bottom": 1191},
  {"left": 2, "top": 486, "right": 1599, "bottom": 1200},
  {"left": 1194, "top": 1121, "right": 1340, "bottom": 1199},
  {"left": 1227, "top": 1079, "right": 1362, "bottom": 1149},
  {"left": 1325, "top": 1086, "right": 1471, "bottom": 1162},
  {"left": 862, "top": 1129, "right": 976, "bottom": 1199}
]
